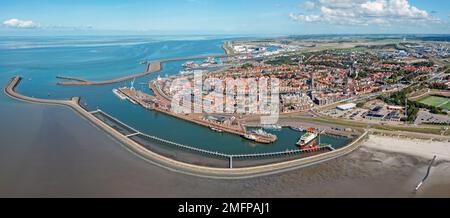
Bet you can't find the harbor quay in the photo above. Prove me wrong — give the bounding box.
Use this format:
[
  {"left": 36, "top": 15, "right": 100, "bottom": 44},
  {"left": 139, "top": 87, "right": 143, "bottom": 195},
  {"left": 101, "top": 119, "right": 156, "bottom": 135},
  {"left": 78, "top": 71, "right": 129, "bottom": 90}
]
[{"left": 4, "top": 76, "right": 366, "bottom": 178}]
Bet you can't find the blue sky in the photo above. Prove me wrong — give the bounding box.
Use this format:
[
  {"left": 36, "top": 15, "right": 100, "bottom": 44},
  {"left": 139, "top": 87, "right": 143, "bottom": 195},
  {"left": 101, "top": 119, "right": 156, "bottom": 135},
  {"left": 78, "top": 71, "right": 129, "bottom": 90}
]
[{"left": 0, "top": 0, "right": 449, "bottom": 35}]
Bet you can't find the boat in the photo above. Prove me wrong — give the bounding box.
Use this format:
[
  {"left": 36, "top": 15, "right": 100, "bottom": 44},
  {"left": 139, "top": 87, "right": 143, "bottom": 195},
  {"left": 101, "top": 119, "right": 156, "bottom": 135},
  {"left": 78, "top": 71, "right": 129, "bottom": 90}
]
[
  {"left": 296, "top": 128, "right": 318, "bottom": 147},
  {"left": 250, "top": 129, "right": 276, "bottom": 138},
  {"left": 203, "top": 57, "right": 217, "bottom": 64},
  {"left": 182, "top": 61, "right": 199, "bottom": 69},
  {"left": 128, "top": 98, "right": 138, "bottom": 105},
  {"left": 112, "top": 88, "right": 127, "bottom": 100},
  {"left": 289, "top": 126, "right": 304, "bottom": 132},
  {"left": 210, "top": 127, "right": 223, "bottom": 133},
  {"left": 243, "top": 134, "right": 257, "bottom": 141},
  {"left": 262, "top": 124, "right": 282, "bottom": 131},
  {"left": 179, "top": 70, "right": 195, "bottom": 75},
  {"left": 242, "top": 129, "right": 277, "bottom": 144}
]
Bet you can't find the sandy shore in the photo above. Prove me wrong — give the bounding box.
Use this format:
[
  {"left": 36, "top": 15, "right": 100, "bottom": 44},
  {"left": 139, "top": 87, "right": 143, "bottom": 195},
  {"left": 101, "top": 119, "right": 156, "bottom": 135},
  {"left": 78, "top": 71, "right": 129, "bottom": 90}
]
[
  {"left": 363, "top": 135, "right": 450, "bottom": 197},
  {"left": 364, "top": 135, "right": 450, "bottom": 161}
]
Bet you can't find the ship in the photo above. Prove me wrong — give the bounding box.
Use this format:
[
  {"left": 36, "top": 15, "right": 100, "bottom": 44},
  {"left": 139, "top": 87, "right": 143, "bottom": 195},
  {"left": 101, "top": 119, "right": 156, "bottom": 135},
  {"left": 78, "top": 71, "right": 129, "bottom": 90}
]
[
  {"left": 296, "top": 128, "right": 318, "bottom": 147},
  {"left": 289, "top": 126, "right": 304, "bottom": 132},
  {"left": 210, "top": 127, "right": 223, "bottom": 133},
  {"left": 116, "top": 87, "right": 138, "bottom": 105},
  {"left": 242, "top": 129, "right": 277, "bottom": 143},
  {"left": 182, "top": 61, "right": 199, "bottom": 69},
  {"left": 112, "top": 88, "right": 127, "bottom": 100},
  {"left": 243, "top": 133, "right": 257, "bottom": 141},
  {"left": 262, "top": 124, "right": 282, "bottom": 131},
  {"left": 203, "top": 57, "right": 217, "bottom": 64}
]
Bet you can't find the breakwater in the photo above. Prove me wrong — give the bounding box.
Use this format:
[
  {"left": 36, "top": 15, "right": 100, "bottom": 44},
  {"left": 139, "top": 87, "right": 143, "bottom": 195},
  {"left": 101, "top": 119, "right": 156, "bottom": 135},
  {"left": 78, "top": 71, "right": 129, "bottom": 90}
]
[{"left": 56, "top": 54, "right": 233, "bottom": 86}]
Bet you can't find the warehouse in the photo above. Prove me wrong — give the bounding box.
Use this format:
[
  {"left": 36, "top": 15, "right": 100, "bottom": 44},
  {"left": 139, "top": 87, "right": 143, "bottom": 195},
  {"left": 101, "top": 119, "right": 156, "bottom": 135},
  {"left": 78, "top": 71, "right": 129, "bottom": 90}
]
[{"left": 337, "top": 103, "right": 356, "bottom": 111}]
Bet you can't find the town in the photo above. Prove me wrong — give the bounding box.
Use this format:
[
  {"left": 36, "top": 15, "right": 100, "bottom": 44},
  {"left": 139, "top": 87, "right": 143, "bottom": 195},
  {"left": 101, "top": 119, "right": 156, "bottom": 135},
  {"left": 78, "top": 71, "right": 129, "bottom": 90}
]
[{"left": 114, "top": 36, "right": 449, "bottom": 146}]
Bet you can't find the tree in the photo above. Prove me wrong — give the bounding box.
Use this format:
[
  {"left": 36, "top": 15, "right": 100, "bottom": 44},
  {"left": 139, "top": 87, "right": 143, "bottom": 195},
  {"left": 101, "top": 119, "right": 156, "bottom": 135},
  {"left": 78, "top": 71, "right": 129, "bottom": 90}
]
[{"left": 356, "top": 102, "right": 365, "bottom": 108}]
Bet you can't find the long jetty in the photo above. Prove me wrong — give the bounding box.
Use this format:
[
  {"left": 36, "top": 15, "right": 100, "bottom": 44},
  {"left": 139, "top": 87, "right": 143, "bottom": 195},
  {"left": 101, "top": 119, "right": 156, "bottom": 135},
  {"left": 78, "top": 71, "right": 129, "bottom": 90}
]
[
  {"left": 4, "top": 76, "right": 367, "bottom": 179},
  {"left": 56, "top": 54, "right": 232, "bottom": 86},
  {"left": 415, "top": 155, "right": 437, "bottom": 192}
]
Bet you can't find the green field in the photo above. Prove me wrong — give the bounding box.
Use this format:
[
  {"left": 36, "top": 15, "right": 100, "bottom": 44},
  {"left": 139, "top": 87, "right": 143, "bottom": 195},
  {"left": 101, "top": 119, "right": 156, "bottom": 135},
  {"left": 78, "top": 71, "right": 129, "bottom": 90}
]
[{"left": 418, "top": 95, "right": 450, "bottom": 110}]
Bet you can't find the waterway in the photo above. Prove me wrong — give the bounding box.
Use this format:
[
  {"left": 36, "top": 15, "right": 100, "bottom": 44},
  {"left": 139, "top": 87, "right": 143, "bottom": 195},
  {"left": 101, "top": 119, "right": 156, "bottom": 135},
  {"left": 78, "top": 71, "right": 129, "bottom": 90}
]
[{"left": 0, "top": 36, "right": 350, "bottom": 155}]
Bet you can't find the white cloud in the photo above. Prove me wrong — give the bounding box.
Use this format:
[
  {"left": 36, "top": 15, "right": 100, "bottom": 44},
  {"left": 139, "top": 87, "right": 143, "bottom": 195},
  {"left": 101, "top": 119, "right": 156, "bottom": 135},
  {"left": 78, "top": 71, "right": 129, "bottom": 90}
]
[
  {"left": 290, "top": 0, "right": 438, "bottom": 26},
  {"left": 361, "top": 0, "right": 385, "bottom": 15},
  {"left": 3, "top": 18, "right": 39, "bottom": 29},
  {"left": 303, "top": 1, "right": 316, "bottom": 10}
]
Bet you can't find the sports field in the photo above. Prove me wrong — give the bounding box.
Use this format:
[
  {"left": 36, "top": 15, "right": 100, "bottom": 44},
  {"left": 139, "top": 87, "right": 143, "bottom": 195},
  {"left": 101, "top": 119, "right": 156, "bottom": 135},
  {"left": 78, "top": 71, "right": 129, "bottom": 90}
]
[{"left": 418, "top": 95, "right": 450, "bottom": 110}]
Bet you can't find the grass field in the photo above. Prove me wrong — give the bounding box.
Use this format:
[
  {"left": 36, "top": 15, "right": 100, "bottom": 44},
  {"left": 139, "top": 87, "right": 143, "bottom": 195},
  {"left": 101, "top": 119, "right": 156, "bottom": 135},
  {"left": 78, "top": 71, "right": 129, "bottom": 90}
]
[{"left": 418, "top": 95, "right": 450, "bottom": 111}]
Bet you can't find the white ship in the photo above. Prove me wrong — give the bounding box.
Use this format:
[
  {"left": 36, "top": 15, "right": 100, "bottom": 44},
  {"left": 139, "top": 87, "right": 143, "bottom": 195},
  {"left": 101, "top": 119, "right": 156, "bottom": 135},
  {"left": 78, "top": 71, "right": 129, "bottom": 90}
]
[
  {"left": 112, "top": 88, "right": 127, "bottom": 100},
  {"left": 262, "top": 124, "right": 282, "bottom": 131},
  {"left": 210, "top": 127, "right": 223, "bottom": 133},
  {"left": 203, "top": 57, "right": 217, "bottom": 64},
  {"left": 289, "top": 126, "right": 304, "bottom": 132},
  {"left": 250, "top": 129, "right": 276, "bottom": 138},
  {"left": 296, "top": 131, "right": 318, "bottom": 147},
  {"left": 182, "top": 61, "right": 199, "bottom": 69}
]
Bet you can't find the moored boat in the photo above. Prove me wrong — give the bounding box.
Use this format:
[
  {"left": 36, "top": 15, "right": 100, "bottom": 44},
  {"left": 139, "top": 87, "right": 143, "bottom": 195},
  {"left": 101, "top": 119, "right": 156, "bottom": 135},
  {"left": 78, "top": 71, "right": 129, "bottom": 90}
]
[
  {"left": 262, "top": 124, "right": 282, "bottom": 131},
  {"left": 112, "top": 88, "right": 127, "bottom": 100},
  {"left": 289, "top": 126, "right": 304, "bottom": 132},
  {"left": 210, "top": 127, "right": 223, "bottom": 133},
  {"left": 242, "top": 128, "right": 278, "bottom": 144},
  {"left": 296, "top": 128, "right": 318, "bottom": 147}
]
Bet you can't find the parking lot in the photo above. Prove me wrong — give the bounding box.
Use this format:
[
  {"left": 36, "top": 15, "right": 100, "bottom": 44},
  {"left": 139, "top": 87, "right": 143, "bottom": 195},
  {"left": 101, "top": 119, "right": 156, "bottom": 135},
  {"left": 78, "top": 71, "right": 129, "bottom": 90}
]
[{"left": 415, "top": 110, "right": 450, "bottom": 125}]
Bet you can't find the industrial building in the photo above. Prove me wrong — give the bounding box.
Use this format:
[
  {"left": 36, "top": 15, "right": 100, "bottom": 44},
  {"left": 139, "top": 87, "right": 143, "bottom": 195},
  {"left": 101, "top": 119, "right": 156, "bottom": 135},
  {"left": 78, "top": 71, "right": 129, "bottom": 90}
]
[{"left": 337, "top": 103, "right": 357, "bottom": 111}]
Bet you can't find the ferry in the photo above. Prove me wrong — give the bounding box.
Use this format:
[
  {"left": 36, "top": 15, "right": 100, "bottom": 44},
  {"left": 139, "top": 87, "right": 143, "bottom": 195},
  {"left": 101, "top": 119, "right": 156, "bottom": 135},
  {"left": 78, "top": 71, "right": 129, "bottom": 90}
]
[
  {"left": 112, "top": 88, "right": 127, "bottom": 100},
  {"left": 296, "top": 128, "right": 318, "bottom": 147}
]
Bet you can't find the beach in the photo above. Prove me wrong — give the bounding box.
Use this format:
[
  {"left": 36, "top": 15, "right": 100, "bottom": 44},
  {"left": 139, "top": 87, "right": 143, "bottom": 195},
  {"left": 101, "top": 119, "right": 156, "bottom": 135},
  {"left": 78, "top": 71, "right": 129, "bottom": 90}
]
[
  {"left": 363, "top": 135, "right": 450, "bottom": 197},
  {"left": 364, "top": 135, "right": 450, "bottom": 161}
]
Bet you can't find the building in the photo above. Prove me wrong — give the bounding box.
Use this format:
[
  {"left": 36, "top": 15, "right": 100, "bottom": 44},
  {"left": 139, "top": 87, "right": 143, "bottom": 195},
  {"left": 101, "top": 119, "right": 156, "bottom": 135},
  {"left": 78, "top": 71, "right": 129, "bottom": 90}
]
[{"left": 337, "top": 103, "right": 356, "bottom": 111}]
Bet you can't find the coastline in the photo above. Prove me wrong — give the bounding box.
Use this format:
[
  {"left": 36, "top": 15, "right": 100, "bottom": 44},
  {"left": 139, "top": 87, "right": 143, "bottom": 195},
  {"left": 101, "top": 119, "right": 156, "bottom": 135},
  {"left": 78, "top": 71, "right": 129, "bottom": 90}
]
[{"left": 4, "top": 76, "right": 367, "bottom": 179}]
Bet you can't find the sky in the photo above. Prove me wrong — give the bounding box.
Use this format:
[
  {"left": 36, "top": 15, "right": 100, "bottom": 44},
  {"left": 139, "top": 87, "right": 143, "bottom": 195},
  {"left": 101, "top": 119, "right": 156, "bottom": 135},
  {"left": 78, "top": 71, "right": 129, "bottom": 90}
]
[{"left": 0, "top": 0, "right": 449, "bottom": 35}]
